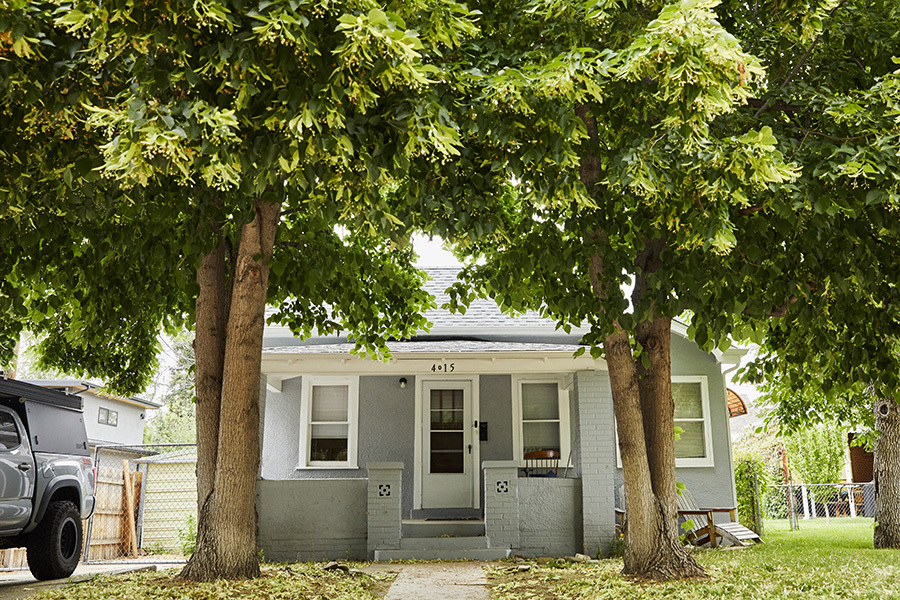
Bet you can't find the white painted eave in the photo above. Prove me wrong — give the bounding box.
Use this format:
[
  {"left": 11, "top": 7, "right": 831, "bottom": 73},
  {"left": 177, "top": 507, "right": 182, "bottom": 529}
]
[
  {"left": 263, "top": 324, "right": 591, "bottom": 340},
  {"left": 261, "top": 350, "right": 606, "bottom": 378}
]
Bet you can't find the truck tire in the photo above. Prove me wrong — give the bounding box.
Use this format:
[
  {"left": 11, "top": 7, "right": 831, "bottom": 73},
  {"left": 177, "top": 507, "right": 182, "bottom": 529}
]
[{"left": 26, "top": 500, "right": 82, "bottom": 581}]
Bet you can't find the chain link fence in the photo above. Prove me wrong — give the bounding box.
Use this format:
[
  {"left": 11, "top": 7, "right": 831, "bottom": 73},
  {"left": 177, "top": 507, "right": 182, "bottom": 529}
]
[
  {"left": 760, "top": 482, "right": 876, "bottom": 528},
  {"left": 84, "top": 444, "right": 197, "bottom": 564}
]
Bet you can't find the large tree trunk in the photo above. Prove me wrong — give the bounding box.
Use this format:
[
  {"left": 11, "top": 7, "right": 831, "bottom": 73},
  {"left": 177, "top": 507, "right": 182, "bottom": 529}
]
[
  {"left": 634, "top": 315, "right": 703, "bottom": 577},
  {"left": 193, "top": 238, "right": 228, "bottom": 512},
  {"left": 874, "top": 396, "right": 900, "bottom": 549},
  {"left": 589, "top": 239, "right": 705, "bottom": 580},
  {"left": 182, "top": 197, "right": 281, "bottom": 581}
]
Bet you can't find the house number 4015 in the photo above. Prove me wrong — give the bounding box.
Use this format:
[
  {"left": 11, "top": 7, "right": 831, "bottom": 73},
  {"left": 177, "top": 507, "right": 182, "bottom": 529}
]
[{"left": 431, "top": 362, "right": 455, "bottom": 373}]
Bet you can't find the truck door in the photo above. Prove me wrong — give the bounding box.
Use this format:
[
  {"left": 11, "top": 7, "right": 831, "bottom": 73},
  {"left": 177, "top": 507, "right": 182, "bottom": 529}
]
[{"left": 0, "top": 407, "right": 35, "bottom": 532}]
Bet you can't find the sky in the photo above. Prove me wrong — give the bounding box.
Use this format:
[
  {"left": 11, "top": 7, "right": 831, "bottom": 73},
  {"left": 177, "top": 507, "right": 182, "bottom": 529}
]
[{"left": 412, "top": 235, "right": 461, "bottom": 267}]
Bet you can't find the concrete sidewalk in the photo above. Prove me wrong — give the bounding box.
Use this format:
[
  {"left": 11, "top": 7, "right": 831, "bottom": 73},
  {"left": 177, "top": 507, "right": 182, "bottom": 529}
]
[{"left": 368, "top": 562, "right": 491, "bottom": 600}]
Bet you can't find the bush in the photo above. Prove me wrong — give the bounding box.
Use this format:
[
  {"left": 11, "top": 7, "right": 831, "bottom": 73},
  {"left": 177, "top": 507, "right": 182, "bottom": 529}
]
[{"left": 734, "top": 456, "right": 770, "bottom": 534}]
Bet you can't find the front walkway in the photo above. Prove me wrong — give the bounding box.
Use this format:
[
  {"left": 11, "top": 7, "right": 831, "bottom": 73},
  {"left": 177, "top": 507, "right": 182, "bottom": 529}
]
[{"left": 367, "top": 562, "right": 491, "bottom": 600}]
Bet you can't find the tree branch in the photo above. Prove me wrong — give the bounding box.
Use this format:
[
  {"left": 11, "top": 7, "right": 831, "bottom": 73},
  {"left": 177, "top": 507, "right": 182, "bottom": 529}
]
[
  {"left": 747, "top": 99, "right": 805, "bottom": 113},
  {"left": 739, "top": 205, "right": 766, "bottom": 216},
  {"left": 787, "top": 124, "right": 872, "bottom": 143},
  {"left": 754, "top": 0, "right": 850, "bottom": 118},
  {"left": 279, "top": 207, "right": 305, "bottom": 218},
  {"left": 575, "top": 104, "right": 602, "bottom": 188}
]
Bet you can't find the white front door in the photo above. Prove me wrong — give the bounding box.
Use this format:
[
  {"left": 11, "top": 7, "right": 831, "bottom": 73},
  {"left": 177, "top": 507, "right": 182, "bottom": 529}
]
[{"left": 421, "top": 380, "right": 475, "bottom": 509}]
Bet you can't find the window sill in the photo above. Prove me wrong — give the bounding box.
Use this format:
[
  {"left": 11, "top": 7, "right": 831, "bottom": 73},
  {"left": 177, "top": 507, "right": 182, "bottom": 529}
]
[
  {"left": 675, "top": 461, "right": 715, "bottom": 468},
  {"left": 295, "top": 464, "right": 360, "bottom": 470}
]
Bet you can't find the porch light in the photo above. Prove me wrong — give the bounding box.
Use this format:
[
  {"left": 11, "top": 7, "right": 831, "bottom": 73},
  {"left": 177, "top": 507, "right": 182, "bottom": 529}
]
[{"left": 399, "top": 378, "right": 408, "bottom": 389}]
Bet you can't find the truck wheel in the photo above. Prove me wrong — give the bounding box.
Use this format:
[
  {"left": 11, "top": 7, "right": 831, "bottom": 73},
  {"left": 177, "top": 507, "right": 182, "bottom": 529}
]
[{"left": 26, "top": 501, "right": 82, "bottom": 581}]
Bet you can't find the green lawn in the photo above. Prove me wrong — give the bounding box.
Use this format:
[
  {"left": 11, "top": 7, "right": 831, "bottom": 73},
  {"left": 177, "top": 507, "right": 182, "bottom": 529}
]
[
  {"left": 27, "top": 519, "right": 898, "bottom": 600},
  {"left": 488, "top": 518, "right": 900, "bottom": 600}
]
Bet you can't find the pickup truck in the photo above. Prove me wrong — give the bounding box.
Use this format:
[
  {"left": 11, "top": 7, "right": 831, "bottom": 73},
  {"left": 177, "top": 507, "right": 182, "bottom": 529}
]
[{"left": 0, "top": 378, "right": 96, "bottom": 580}]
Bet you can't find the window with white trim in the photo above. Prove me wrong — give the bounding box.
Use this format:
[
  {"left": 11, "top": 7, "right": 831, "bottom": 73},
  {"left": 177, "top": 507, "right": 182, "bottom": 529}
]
[
  {"left": 672, "top": 376, "right": 713, "bottom": 467},
  {"left": 299, "top": 376, "right": 359, "bottom": 468},
  {"left": 512, "top": 376, "right": 571, "bottom": 466}
]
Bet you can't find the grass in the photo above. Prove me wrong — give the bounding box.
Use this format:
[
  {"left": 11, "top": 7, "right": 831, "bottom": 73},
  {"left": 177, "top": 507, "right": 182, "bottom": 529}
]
[
  {"left": 25, "top": 519, "right": 898, "bottom": 600},
  {"left": 487, "top": 518, "right": 900, "bottom": 600},
  {"left": 29, "top": 563, "right": 395, "bottom": 600}
]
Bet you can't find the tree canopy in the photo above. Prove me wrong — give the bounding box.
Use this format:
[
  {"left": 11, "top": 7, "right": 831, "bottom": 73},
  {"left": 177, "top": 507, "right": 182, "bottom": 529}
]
[
  {"left": 2, "top": 0, "right": 479, "bottom": 579},
  {"left": 5, "top": 0, "right": 900, "bottom": 579},
  {"left": 404, "top": 0, "right": 900, "bottom": 575}
]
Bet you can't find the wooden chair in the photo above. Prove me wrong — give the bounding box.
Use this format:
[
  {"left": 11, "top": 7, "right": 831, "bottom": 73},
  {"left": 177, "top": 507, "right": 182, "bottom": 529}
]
[
  {"left": 524, "top": 450, "right": 560, "bottom": 477},
  {"left": 676, "top": 488, "right": 762, "bottom": 548}
]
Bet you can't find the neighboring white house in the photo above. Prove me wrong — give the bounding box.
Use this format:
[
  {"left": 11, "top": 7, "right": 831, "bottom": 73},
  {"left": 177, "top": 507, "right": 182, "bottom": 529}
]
[
  {"left": 23, "top": 380, "right": 161, "bottom": 447},
  {"left": 255, "top": 267, "right": 747, "bottom": 561}
]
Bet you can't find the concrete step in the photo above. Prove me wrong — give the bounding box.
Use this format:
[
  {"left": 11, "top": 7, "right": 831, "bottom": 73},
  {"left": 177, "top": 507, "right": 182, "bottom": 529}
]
[
  {"left": 409, "top": 508, "right": 483, "bottom": 520},
  {"left": 402, "top": 519, "right": 486, "bottom": 538},
  {"left": 374, "top": 547, "right": 512, "bottom": 561},
  {"left": 400, "top": 536, "right": 489, "bottom": 550}
]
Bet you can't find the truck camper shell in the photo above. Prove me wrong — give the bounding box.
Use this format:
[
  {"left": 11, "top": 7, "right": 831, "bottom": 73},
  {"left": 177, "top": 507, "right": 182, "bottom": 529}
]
[{"left": 0, "top": 378, "right": 90, "bottom": 456}]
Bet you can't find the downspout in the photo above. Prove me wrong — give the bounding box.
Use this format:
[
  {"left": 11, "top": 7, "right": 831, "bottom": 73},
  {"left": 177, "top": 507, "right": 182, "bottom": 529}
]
[{"left": 721, "top": 360, "right": 742, "bottom": 519}]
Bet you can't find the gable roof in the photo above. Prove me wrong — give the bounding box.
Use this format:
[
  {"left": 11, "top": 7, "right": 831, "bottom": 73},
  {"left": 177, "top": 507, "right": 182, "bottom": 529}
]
[
  {"left": 263, "top": 267, "right": 583, "bottom": 347},
  {"left": 423, "top": 267, "right": 558, "bottom": 330},
  {"left": 262, "top": 267, "right": 747, "bottom": 367}
]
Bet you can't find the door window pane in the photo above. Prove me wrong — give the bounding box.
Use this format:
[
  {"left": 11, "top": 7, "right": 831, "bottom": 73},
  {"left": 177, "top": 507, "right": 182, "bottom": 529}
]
[
  {"left": 431, "top": 409, "right": 464, "bottom": 430},
  {"left": 429, "top": 389, "right": 466, "bottom": 474},
  {"left": 430, "top": 389, "right": 463, "bottom": 410},
  {"left": 431, "top": 450, "right": 464, "bottom": 474}
]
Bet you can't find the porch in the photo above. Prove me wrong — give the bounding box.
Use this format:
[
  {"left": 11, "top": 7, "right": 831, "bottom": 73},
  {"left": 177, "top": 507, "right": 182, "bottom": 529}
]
[{"left": 256, "top": 461, "right": 590, "bottom": 561}]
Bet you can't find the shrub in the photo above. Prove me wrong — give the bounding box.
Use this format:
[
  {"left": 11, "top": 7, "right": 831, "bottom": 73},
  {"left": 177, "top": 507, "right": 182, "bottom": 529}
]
[{"left": 734, "top": 456, "right": 771, "bottom": 533}]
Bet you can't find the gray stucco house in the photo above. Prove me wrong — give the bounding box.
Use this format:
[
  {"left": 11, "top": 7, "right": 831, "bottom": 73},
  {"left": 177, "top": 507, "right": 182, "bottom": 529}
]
[{"left": 256, "top": 268, "right": 744, "bottom": 561}]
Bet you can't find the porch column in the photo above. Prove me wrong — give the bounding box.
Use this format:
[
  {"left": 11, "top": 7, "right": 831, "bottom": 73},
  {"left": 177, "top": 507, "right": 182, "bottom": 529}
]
[
  {"left": 483, "top": 460, "right": 520, "bottom": 551},
  {"left": 367, "top": 462, "right": 403, "bottom": 559},
  {"left": 573, "top": 371, "right": 617, "bottom": 557}
]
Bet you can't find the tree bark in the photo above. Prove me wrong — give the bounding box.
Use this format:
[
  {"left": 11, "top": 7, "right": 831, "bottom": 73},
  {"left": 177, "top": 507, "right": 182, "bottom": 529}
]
[
  {"left": 181, "top": 197, "right": 281, "bottom": 581},
  {"left": 193, "top": 238, "right": 228, "bottom": 513},
  {"left": 632, "top": 314, "right": 704, "bottom": 578},
  {"left": 589, "top": 241, "right": 704, "bottom": 580},
  {"left": 874, "top": 396, "right": 900, "bottom": 549}
]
